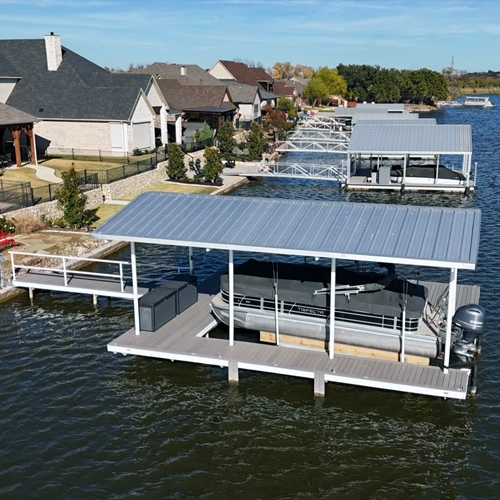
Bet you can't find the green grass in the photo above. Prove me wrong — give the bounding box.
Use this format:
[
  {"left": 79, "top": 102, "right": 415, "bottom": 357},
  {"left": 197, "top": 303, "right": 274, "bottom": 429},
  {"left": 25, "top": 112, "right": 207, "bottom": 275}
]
[
  {"left": 120, "top": 181, "right": 217, "bottom": 201},
  {"left": 93, "top": 204, "right": 124, "bottom": 227},
  {"left": 0, "top": 165, "right": 52, "bottom": 188}
]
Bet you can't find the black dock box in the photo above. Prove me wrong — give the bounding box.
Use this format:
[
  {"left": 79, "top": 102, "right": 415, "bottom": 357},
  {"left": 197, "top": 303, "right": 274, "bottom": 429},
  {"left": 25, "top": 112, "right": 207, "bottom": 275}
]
[
  {"left": 160, "top": 274, "right": 198, "bottom": 314},
  {"left": 139, "top": 287, "right": 176, "bottom": 332}
]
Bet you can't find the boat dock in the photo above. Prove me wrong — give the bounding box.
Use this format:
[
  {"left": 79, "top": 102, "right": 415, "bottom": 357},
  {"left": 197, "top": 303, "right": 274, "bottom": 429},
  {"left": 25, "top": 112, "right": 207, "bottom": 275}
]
[
  {"left": 108, "top": 271, "right": 478, "bottom": 400},
  {"left": 90, "top": 192, "right": 483, "bottom": 400}
]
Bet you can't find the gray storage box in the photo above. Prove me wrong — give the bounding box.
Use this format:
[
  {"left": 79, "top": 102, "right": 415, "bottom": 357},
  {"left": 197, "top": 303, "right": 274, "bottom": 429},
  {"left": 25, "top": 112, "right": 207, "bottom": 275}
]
[
  {"left": 160, "top": 274, "right": 198, "bottom": 314},
  {"left": 378, "top": 165, "right": 392, "bottom": 185},
  {"left": 139, "top": 287, "right": 176, "bottom": 332}
]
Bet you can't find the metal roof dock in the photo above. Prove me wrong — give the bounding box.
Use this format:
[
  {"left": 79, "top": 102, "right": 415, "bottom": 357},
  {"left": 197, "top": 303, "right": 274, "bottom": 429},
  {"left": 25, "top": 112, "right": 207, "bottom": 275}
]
[{"left": 89, "top": 192, "right": 482, "bottom": 400}]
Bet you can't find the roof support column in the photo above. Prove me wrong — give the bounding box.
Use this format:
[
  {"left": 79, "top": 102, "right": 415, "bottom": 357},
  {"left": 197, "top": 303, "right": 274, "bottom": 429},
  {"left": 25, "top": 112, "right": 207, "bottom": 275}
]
[
  {"left": 130, "top": 242, "right": 141, "bottom": 336},
  {"left": 444, "top": 267, "right": 458, "bottom": 374},
  {"left": 189, "top": 247, "right": 193, "bottom": 275},
  {"left": 329, "top": 258, "right": 336, "bottom": 359},
  {"left": 229, "top": 249, "right": 234, "bottom": 347},
  {"left": 435, "top": 154, "right": 440, "bottom": 185},
  {"left": 175, "top": 115, "right": 182, "bottom": 144},
  {"left": 24, "top": 124, "right": 38, "bottom": 165},
  {"left": 10, "top": 127, "right": 22, "bottom": 168},
  {"left": 160, "top": 106, "right": 168, "bottom": 146},
  {"left": 403, "top": 154, "right": 408, "bottom": 186}
]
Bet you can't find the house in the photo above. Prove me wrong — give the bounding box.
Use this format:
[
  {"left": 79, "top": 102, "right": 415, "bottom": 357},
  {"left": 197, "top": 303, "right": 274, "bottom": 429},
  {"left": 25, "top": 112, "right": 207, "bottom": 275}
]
[
  {"left": 0, "top": 34, "right": 169, "bottom": 158},
  {"left": 155, "top": 79, "right": 235, "bottom": 144},
  {"left": 209, "top": 60, "right": 275, "bottom": 93},
  {"left": 131, "top": 63, "right": 224, "bottom": 87},
  {"left": 225, "top": 82, "right": 262, "bottom": 126}
]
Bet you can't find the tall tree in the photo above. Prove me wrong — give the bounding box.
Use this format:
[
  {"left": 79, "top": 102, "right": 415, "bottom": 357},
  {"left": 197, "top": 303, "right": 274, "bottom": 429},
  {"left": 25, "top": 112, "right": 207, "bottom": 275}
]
[
  {"left": 247, "top": 122, "right": 266, "bottom": 161},
  {"left": 55, "top": 168, "right": 98, "bottom": 228},
  {"left": 216, "top": 121, "right": 235, "bottom": 156},
  {"left": 203, "top": 147, "right": 224, "bottom": 183},
  {"left": 166, "top": 143, "right": 186, "bottom": 180},
  {"left": 304, "top": 67, "right": 347, "bottom": 106}
]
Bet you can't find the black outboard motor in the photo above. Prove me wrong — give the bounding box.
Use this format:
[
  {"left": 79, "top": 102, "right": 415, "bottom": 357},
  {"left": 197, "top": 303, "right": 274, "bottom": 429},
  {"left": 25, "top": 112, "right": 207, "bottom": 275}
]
[{"left": 452, "top": 304, "right": 486, "bottom": 362}]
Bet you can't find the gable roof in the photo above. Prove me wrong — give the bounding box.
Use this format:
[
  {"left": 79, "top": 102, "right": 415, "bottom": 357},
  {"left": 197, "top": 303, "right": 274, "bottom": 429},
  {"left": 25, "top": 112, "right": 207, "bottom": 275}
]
[
  {"left": 0, "top": 101, "right": 38, "bottom": 125},
  {"left": 0, "top": 39, "right": 152, "bottom": 121},
  {"left": 131, "top": 63, "right": 224, "bottom": 86},
  {"left": 217, "top": 60, "right": 273, "bottom": 87},
  {"left": 156, "top": 80, "right": 235, "bottom": 112},
  {"left": 225, "top": 82, "right": 259, "bottom": 104}
]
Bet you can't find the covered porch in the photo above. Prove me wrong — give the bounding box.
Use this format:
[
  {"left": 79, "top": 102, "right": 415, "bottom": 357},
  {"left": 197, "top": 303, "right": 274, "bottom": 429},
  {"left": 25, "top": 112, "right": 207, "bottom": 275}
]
[{"left": 0, "top": 102, "right": 38, "bottom": 168}]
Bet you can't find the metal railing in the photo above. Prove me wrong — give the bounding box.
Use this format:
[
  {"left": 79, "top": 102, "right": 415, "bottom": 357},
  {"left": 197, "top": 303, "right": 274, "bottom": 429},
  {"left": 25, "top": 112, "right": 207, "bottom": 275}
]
[
  {"left": 257, "top": 161, "right": 348, "bottom": 182},
  {"left": 10, "top": 251, "right": 131, "bottom": 293}
]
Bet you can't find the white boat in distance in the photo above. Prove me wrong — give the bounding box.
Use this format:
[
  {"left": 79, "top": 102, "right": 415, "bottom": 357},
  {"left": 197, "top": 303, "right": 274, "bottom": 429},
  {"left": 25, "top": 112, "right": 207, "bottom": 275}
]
[{"left": 462, "top": 96, "right": 494, "bottom": 108}]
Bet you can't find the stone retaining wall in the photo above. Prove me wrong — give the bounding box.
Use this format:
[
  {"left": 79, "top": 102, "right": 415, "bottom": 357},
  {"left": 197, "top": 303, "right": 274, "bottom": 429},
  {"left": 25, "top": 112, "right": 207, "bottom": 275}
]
[{"left": 6, "top": 163, "right": 167, "bottom": 222}]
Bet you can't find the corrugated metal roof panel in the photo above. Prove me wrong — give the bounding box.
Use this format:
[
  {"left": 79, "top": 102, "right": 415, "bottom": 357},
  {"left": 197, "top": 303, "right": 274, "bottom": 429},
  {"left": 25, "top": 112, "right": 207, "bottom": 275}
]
[
  {"left": 348, "top": 124, "right": 472, "bottom": 153},
  {"left": 93, "top": 193, "right": 481, "bottom": 269},
  {"left": 354, "top": 117, "right": 436, "bottom": 125},
  {"left": 335, "top": 108, "right": 410, "bottom": 117}
]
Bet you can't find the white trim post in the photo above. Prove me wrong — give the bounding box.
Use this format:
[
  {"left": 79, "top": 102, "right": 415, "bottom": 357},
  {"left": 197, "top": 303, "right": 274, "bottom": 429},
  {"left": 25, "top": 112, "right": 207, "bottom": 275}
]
[
  {"left": 329, "top": 258, "right": 336, "bottom": 359},
  {"left": 130, "top": 242, "right": 141, "bottom": 336},
  {"left": 189, "top": 247, "right": 193, "bottom": 275},
  {"left": 444, "top": 268, "right": 458, "bottom": 374},
  {"left": 229, "top": 249, "right": 235, "bottom": 347}
]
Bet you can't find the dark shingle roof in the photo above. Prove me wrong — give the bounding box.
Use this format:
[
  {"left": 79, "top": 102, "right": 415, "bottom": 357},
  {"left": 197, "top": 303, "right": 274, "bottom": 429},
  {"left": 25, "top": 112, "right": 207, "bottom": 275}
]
[
  {"left": 0, "top": 101, "right": 38, "bottom": 125},
  {"left": 225, "top": 82, "right": 258, "bottom": 104},
  {"left": 217, "top": 60, "right": 273, "bottom": 87},
  {"left": 131, "top": 63, "right": 224, "bottom": 86},
  {"left": 156, "top": 81, "right": 235, "bottom": 112},
  {"left": 0, "top": 39, "right": 152, "bottom": 121}
]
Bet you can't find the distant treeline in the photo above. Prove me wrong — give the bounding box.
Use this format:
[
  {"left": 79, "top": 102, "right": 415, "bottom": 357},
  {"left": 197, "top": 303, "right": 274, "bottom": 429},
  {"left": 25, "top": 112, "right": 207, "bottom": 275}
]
[{"left": 336, "top": 64, "right": 448, "bottom": 105}]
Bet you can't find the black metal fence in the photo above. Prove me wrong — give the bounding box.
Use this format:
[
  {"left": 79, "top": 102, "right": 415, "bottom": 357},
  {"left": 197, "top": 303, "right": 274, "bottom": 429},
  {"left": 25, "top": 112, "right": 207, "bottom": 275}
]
[
  {"left": 181, "top": 138, "right": 214, "bottom": 153},
  {"left": 42, "top": 147, "right": 166, "bottom": 164},
  {"left": 0, "top": 149, "right": 167, "bottom": 213}
]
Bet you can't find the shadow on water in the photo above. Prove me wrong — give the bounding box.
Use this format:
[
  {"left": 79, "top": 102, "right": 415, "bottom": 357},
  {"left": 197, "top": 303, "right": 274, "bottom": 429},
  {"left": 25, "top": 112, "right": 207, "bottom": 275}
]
[{"left": 1, "top": 98, "right": 500, "bottom": 498}]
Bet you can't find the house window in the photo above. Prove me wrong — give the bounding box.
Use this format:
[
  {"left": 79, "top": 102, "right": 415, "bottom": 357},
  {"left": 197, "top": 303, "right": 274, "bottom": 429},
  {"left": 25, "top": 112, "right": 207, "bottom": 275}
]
[{"left": 254, "top": 104, "right": 259, "bottom": 115}]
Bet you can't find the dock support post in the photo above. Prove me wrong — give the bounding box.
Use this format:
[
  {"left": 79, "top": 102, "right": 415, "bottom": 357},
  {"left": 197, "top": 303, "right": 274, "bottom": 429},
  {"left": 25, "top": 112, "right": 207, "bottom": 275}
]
[
  {"left": 229, "top": 249, "right": 234, "bottom": 347},
  {"left": 329, "top": 258, "right": 336, "bottom": 359},
  {"left": 228, "top": 360, "right": 239, "bottom": 384},
  {"left": 130, "top": 242, "right": 141, "bottom": 336},
  {"left": 444, "top": 268, "right": 458, "bottom": 374},
  {"left": 189, "top": 247, "right": 193, "bottom": 275},
  {"left": 314, "top": 372, "right": 325, "bottom": 397},
  {"left": 29, "top": 287, "right": 34, "bottom": 302},
  {"left": 93, "top": 295, "right": 98, "bottom": 307}
]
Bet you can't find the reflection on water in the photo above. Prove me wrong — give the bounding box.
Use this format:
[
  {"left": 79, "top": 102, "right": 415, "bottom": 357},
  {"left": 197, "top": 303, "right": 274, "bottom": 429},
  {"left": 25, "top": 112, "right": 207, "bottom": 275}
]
[{"left": 1, "top": 99, "right": 500, "bottom": 498}]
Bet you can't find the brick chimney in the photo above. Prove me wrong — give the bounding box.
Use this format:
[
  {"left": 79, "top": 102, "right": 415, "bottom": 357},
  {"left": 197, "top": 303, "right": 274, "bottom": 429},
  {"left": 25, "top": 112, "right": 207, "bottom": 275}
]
[{"left": 44, "top": 33, "right": 62, "bottom": 71}]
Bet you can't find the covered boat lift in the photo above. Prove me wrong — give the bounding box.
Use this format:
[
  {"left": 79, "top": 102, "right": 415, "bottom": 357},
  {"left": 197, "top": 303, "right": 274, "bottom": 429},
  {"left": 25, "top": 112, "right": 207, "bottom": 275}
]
[
  {"left": 346, "top": 124, "right": 475, "bottom": 193},
  {"left": 92, "top": 192, "right": 482, "bottom": 399}
]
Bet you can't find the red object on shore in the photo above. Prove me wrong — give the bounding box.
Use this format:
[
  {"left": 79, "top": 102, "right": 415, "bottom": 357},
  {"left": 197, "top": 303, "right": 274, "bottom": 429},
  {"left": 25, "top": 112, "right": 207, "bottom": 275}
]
[{"left": 0, "top": 230, "right": 16, "bottom": 250}]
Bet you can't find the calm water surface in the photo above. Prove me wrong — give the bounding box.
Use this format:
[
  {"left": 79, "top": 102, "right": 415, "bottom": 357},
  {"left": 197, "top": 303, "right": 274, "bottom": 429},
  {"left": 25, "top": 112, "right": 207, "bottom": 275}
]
[{"left": 1, "top": 99, "right": 500, "bottom": 499}]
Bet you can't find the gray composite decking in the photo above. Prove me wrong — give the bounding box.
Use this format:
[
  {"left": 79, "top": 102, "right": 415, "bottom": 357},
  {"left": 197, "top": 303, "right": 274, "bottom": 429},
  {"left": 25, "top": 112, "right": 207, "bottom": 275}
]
[
  {"left": 108, "top": 274, "right": 480, "bottom": 399},
  {"left": 12, "top": 270, "right": 150, "bottom": 299}
]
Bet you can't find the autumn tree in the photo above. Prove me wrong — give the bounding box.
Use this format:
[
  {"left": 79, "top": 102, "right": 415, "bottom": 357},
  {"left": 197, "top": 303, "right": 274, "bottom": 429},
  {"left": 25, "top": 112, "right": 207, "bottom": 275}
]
[
  {"left": 304, "top": 67, "right": 347, "bottom": 106},
  {"left": 273, "top": 61, "right": 294, "bottom": 80},
  {"left": 263, "top": 105, "right": 294, "bottom": 141}
]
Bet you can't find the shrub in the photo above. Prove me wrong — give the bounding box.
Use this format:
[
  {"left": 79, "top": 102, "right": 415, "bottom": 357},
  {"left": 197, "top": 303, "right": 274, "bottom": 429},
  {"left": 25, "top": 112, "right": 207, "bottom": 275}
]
[
  {"left": 133, "top": 148, "right": 144, "bottom": 156},
  {"left": 10, "top": 213, "right": 47, "bottom": 234},
  {"left": 0, "top": 216, "right": 15, "bottom": 234},
  {"left": 193, "top": 122, "right": 213, "bottom": 143}
]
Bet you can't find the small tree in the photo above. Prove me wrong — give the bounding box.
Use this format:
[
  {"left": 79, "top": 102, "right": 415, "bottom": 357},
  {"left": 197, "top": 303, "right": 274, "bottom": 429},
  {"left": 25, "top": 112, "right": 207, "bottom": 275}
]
[
  {"left": 247, "top": 122, "right": 266, "bottom": 161},
  {"left": 166, "top": 143, "right": 186, "bottom": 180},
  {"left": 193, "top": 122, "right": 213, "bottom": 143},
  {"left": 203, "top": 147, "right": 223, "bottom": 183},
  {"left": 55, "top": 168, "right": 98, "bottom": 228},
  {"left": 217, "top": 121, "right": 235, "bottom": 156}
]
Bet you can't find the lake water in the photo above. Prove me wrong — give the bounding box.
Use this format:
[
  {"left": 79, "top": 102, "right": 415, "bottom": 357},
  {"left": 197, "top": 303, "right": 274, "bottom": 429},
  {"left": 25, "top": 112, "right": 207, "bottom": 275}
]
[{"left": 1, "top": 99, "right": 499, "bottom": 499}]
